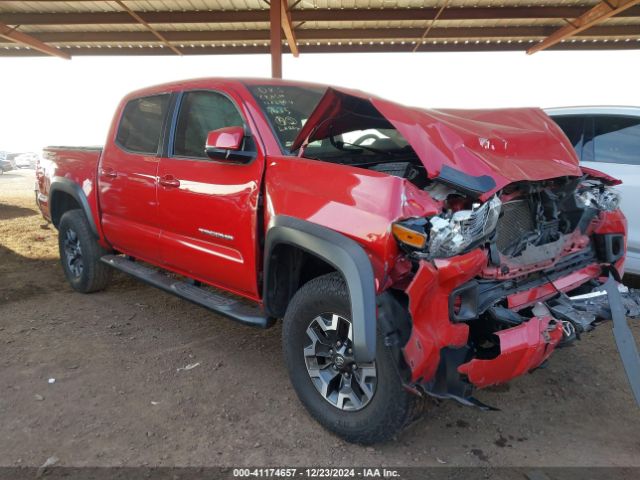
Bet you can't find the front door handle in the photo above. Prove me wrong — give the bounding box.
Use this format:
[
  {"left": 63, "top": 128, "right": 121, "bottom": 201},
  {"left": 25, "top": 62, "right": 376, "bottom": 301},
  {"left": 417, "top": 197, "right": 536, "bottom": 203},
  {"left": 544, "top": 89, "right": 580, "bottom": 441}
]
[
  {"left": 100, "top": 167, "right": 117, "bottom": 178},
  {"left": 159, "top": 175, "right": 180, "bottom": 188}
]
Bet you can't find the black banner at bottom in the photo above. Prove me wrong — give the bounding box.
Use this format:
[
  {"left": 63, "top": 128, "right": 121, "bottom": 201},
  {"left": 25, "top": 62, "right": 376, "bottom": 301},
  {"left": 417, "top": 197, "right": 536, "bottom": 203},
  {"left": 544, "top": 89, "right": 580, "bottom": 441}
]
[{"left": 0, "top": 467, "right": 638, "bottom": 480}]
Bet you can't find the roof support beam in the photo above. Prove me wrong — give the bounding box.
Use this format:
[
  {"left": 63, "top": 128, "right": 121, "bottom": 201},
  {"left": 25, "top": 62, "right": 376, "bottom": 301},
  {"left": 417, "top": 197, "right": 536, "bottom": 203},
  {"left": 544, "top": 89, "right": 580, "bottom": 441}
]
[
  {"left": 281, "top": 0, "right": 299, "bottom": 57},
  {"left": 20, "top": 25, "right": 640, "bottom": 44},
  {"left": 3, "top": 40, "right": 639, "bottom": 58},
  {"left": 270, "top": 0, "right": 282, "bottom": 78},
  {"left": 113, "top": 0, "right": 181, "bottom": 55},
  {"left": 3, "top": 7, "right": 640, "bottom": 26},
  {"left": 413, "top": 0, "right": 451, "bottom": 52},
  {"left": 0, "top": 21, "right": 70, "bottom": 59},
  {"left": 528, "top": 0, "right": 640, "bottom": 54}
]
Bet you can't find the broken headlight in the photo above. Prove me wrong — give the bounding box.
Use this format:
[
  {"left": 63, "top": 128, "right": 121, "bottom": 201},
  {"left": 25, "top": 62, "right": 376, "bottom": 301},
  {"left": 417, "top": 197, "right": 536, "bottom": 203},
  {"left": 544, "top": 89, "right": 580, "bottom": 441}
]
[
  {"left": 576, "top": 185, "right": 620, "bottom": 212},
  {"left": 427, "top": 195, "right": 502, "bottom": 258}
]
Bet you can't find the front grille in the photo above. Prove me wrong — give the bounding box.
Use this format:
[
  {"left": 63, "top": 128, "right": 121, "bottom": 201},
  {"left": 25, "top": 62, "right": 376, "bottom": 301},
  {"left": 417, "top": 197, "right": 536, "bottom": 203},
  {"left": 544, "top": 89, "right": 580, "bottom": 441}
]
[{"left": 495, "top": 200, "right": 534, "bottom": 253}]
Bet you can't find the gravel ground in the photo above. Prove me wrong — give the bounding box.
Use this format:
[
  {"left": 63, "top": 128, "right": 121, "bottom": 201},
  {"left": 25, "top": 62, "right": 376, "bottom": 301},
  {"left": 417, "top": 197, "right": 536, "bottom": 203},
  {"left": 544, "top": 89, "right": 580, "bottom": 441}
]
[{"left": 1, "top": 168, "right": 639, "bottom": 468}]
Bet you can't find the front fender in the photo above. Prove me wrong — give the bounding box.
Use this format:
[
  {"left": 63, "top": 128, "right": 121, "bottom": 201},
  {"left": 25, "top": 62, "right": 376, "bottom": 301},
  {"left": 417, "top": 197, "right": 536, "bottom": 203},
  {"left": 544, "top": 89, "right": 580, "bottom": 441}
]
[{"left": 264, "top": 215, "right": 377, "bottom": 363}]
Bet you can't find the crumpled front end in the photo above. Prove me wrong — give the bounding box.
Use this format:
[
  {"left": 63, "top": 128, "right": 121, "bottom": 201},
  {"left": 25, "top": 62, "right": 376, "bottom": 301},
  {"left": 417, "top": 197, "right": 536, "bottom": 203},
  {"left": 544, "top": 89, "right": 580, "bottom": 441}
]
[
  {"left": 400, "top": 188, "right": 640, "bottom": 408},
  {"left": 457, "top": 309, "right": 563, "bottom": 389},
  {"left": 402, "top": 250, "right": 570, "bottom": 403},
  {"left": 287, "top": 83, "right": 639, "bottom": 406}
]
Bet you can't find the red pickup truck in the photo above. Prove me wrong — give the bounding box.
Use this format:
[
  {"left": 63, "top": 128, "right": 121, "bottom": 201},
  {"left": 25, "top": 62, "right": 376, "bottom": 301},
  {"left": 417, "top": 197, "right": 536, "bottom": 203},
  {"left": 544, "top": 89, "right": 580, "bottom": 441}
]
[{"left": 36, "top": 78, "right": 640, "bottom": 444}]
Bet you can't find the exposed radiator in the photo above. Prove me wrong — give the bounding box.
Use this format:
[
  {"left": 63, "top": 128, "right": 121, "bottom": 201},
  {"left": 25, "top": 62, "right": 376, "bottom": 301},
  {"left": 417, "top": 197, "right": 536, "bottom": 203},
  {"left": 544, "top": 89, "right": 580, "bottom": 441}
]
[{"left": 495, "top": 199, "right": 535, "bottom": 253}]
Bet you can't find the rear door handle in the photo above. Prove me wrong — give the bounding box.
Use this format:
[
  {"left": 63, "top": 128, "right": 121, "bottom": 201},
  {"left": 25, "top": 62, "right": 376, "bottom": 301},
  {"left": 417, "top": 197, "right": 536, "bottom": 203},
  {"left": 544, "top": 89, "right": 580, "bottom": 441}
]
[
  {"left": 100, "top": 167, "right": 117, "bottom": 178},
  {"left": 159, "top": 175, "right": 180, "bottom": 188}
]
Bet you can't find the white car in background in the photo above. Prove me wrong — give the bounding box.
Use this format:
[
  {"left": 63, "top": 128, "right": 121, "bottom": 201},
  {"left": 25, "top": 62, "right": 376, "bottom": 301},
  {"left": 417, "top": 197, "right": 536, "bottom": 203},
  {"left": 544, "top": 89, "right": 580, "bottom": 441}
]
[
  {"left": 14, "top": 152, "right": 39, "bottom": 169},
  {"left": 546, "top": 107, "right": 640, "bottom": 275}
]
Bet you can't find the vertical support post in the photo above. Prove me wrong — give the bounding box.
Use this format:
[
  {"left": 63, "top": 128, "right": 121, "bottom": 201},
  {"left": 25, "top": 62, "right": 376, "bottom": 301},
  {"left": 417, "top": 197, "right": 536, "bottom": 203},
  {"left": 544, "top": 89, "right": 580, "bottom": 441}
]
[{"left": 270, "top": 0, "right": 282, "bottom": 78}]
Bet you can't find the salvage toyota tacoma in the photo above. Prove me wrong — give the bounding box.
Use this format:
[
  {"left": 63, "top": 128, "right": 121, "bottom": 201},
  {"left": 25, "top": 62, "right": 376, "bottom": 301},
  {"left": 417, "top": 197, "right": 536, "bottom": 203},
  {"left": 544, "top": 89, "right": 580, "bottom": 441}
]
[{"left": 36, "top": 79, "right": 640, "bottom": 444}]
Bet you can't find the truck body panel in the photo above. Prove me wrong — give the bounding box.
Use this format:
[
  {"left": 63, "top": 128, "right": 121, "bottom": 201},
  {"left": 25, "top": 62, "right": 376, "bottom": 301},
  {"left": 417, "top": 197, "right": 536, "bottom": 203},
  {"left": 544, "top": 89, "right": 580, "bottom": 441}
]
[
  {"left": 35, "top": 78, "right": 640, "bottom": 428},
  {"left": 37, "top": 146, "right": 105, "bottom": 241},
  {"left": 292, "top": 87, "right": 582, "bottom": 200}
]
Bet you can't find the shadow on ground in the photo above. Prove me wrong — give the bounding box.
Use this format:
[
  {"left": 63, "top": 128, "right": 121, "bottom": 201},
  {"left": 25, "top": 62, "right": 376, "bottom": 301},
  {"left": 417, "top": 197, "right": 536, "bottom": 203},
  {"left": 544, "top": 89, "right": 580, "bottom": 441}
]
[
  {"left": 0, "top": 244, "right": 62, "bottom": 305},
  {"left": 0, "top": 202, "right": 37, "bottom": 221}
]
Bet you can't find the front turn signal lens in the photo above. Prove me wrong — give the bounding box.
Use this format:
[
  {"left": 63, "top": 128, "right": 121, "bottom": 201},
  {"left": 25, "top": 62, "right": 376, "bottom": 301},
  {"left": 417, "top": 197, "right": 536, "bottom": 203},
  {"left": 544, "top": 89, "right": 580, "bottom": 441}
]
[{"left": 392, "top": 222, "right": 427, "bottom": 249}]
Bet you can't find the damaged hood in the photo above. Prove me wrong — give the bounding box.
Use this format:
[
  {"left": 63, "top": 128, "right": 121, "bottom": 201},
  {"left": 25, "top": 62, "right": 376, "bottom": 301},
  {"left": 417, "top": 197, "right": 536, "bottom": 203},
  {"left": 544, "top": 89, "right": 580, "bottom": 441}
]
[{"left": 292, "top": 87, "right": 582, "bottom": 198}]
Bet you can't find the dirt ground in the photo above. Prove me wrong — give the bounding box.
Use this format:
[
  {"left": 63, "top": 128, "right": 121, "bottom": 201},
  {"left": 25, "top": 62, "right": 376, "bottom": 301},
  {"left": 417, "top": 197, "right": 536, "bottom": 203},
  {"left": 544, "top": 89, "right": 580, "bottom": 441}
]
[{"left": 1, "top": 168, "right": 639, "bottom": 468}]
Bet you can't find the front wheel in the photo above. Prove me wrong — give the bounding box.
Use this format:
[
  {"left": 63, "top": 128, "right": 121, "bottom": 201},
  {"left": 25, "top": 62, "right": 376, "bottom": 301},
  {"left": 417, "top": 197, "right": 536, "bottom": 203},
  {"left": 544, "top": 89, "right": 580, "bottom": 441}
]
[
  {"left": 58, "top": 209, "right": 112, "bottom": 293},
  {"left": 282, "top": 273, "right": 423, "bottom": 444}
]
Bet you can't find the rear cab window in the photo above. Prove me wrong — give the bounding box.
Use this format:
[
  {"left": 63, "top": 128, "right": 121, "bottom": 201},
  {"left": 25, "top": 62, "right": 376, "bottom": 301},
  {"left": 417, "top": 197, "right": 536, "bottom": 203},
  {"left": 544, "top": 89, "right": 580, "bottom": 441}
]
[{"left": 116, "top": 94, "right": 170, "bottom": 155}]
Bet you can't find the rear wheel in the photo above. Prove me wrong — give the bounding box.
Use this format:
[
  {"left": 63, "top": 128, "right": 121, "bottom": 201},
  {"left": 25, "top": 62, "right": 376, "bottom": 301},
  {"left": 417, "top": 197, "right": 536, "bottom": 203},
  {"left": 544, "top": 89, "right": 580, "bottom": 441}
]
[
  {"left": 58, "top": 209, "right": 112, "bottom": 293},
  {"left": 282, "top": 273, "right": 422, "bottom": 444}
]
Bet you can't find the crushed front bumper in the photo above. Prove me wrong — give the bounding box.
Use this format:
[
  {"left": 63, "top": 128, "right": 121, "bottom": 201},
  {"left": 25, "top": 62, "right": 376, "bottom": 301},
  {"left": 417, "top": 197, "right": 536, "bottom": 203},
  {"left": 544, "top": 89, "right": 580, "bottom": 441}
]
[
  {"left": 458, "top": 312, "right": 563, "bottom": 389},
  {"left": 403, "top": 251, "right": 640, "bottom": 408}
]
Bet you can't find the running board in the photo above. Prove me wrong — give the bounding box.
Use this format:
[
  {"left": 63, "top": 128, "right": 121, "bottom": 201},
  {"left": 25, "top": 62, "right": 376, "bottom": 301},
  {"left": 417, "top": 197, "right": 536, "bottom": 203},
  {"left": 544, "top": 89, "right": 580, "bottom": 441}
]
[{"left": 101, "top": 255, "right": 273, "bottom": 328}]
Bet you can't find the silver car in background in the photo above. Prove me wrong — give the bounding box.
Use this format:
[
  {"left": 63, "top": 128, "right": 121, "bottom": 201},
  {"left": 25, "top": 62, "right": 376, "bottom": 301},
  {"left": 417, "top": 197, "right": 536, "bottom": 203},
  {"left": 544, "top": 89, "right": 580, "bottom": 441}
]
[
  {"left": 14, "top": 152, "right": 39, "bottom": 169},
  {"left": 546, "top": 107, "right": 640, "bottom": 275}
]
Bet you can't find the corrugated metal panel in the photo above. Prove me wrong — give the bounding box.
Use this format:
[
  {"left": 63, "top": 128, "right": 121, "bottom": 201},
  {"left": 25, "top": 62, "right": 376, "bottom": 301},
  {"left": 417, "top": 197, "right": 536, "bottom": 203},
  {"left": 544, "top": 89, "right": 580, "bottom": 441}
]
[
  {"left": 295, "top": 19, "right": 573, "bottom": 29},
  {"left": 0, "top": 0, "right": 604, "bottom": 14},
  {"left": 601, "top": 16, "right": 640, "bottom": 25},
  {"left": 19, "top": 24, "right": 146, "bottom": 34},
  {"left": 154, "top": 22, "right": 272, "bottom": 31},
  {"left": 0, "top": 1, "right": 120, "bottom": 14}
]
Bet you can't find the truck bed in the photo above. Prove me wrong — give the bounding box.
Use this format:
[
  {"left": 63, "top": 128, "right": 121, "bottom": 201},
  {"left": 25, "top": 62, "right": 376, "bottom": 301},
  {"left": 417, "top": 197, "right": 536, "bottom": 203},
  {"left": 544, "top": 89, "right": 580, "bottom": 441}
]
[{"left": 36, "top": 146, "right": 103, "bottom": 224}]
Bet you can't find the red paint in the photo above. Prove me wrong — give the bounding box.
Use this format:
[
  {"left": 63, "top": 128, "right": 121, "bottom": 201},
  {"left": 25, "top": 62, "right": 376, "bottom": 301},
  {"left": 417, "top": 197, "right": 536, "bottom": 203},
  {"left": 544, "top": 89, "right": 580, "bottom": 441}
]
[
  {"left": 594, "top": 209, "right": 627, "bottom": 278},
  {"left": 506, "top": 263, "right": 601, "bottom": 310},
  {"left": 206, "top": 126, "right": 245, "bottom": 151},
  {"left": 458, "top": 315, "right": 563, "bottom": 388},
  {"left": 592, "top": 209, "right": 627, "bottom": 236},
  {"left": 37, "top": 147, "right": 109, "bottom": 248},
  {"left": 104, "top": 80, "right": 268, "bottom": 299},
  {"left": 293, "top": 87, "right": 582, "bottom": 200},
  {"left": 404, "top": 250, "right": 486, "bottom": 382},
  {"left": 34, "top": 78, "right": 631, "bottom": 399},
  {"left": 156, "top": 153, "right": 264, "bottom": 299},
  {"left": 264, "top": 155, "right": 440, "bottom": 289}
]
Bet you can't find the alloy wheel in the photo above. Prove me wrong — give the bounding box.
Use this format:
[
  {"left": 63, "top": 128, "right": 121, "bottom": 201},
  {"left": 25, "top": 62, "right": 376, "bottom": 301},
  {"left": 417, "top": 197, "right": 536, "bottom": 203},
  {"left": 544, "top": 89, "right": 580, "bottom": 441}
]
[
  {"left": 303, "top": 313, "right": 377, "bottom": 411},
  {"left": 63, "top": 228, "right": 83, "bottom": 278}
]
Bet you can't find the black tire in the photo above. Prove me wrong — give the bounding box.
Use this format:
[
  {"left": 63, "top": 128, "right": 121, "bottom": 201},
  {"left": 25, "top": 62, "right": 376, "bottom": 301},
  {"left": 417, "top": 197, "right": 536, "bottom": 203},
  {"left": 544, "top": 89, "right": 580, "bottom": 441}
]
[
  {"left": 58, "top": 209, "right": 112, "bottom": 293},
  {"left": 282, "top": 273, "right": 423, "bottom": 444}
]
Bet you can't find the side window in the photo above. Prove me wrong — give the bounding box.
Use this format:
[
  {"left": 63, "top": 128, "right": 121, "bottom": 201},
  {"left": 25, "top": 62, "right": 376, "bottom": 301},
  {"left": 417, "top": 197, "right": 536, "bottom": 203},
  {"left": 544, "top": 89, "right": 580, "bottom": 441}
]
[
  {"left": 173, "top": 91, "right": 246, "bottom": 158},
  {"left": 551, "top": 115, "right": 584, "bottom": 161},
  {"left": 116, "top": 94, "right": 170, "bottom": 154},
  {"left": 591, "top": 115, "right": 640, "bottom": 166}
]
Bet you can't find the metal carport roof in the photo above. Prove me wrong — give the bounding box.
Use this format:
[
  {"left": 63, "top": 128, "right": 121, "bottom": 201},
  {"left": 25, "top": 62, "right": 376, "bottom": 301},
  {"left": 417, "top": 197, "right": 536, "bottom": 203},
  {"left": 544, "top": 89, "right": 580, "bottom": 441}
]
[{"left": 1, "top": 1, "right": 639, "bottom": 77}]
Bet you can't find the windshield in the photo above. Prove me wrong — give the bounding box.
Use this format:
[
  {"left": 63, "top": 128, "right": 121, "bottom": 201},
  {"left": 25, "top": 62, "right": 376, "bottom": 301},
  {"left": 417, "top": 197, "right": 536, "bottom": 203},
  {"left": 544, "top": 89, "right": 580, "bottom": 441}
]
[{"left": 247, "top": 84, "right": 326, "bottom": 153}]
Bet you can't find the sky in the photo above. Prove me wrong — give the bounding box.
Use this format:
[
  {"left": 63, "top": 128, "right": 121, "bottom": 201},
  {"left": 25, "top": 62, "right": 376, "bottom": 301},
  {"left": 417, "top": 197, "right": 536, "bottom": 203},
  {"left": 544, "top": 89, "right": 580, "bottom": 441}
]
[{"left": 0, "top": 49, "right": 639, "bottom": 152}]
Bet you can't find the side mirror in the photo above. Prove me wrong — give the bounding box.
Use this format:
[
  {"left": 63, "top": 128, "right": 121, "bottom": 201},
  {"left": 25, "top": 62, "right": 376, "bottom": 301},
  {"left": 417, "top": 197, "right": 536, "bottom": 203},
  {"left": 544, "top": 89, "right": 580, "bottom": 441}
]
[{"left": 205, "top": 126, "right": 254, "bottom": 162}]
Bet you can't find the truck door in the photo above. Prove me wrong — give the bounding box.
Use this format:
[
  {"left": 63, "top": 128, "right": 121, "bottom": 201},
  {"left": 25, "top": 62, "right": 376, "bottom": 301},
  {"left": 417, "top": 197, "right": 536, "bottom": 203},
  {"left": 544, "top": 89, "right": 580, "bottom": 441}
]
[
  {"left": 157, "top": 89, "right": 264, "bottom": 299},
  {"left": 99, "top": 93, "right": 171, "bottom": 262}
]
